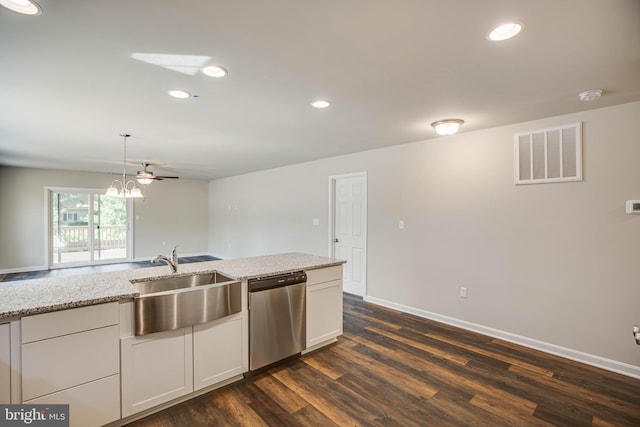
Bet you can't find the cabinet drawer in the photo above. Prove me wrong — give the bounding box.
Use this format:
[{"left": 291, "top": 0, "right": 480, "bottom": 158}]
[
  {"left": 25, "top": 374, "right": 120, "bottom": 427},
  {"left": 22, "top": 302, "right": 118, "bottom": 344},
  {"left": 306, "top": 265, "right": 343, "bottom": 286},
  {"left": 22, "top": 325, "right": 119, "bottom": 401}
]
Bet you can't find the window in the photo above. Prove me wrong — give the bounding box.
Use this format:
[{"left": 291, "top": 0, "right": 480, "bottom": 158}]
[
  {"left": 49, "top": 189, "right": 131, "bottom": 267},
  {"left": 514, "top": 122, "right": 582, "bottom": 185}
]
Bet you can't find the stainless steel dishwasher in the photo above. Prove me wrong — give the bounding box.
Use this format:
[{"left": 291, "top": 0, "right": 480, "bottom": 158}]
[{"left": 248, "top": 271, "right": 306, "bottom": 372}]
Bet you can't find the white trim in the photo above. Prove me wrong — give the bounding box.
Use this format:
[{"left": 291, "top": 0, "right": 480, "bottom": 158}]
[
  {"left": 364, "top": 295, "right": 640, "bottom": 380},
  {"left": 328, "top": 171, "right": 368, "bottom": 296}
]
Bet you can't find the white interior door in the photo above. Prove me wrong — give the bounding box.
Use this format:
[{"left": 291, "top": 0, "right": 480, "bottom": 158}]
[{"left": 331, "top": 173, "right": 367, "bottom": 296}]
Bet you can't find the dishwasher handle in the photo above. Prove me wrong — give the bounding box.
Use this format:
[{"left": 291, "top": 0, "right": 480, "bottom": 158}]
[{"left": 248, "top": 272, "right": 306, "bottom": 292}]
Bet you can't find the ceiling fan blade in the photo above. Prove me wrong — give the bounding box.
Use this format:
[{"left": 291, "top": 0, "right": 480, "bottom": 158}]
[{"left": 155, "top": 175, "right": 179, "bottom": 179}]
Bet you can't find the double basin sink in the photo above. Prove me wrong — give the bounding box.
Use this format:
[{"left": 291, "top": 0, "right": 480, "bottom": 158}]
[{"left": 131, "top": 271, "right": 241, "bottom": 336}]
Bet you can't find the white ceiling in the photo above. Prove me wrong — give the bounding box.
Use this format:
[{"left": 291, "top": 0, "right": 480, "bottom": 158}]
[{"left": 1, "top": 0, "right": 639, "bottom": 180}]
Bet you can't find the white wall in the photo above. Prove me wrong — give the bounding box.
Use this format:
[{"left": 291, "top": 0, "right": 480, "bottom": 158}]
[
  {"left": 0, "top": 167, "right": 209, "bottom": 270},
  {"left": 209, "top": 101, "right": 640, "bottom": 370}
]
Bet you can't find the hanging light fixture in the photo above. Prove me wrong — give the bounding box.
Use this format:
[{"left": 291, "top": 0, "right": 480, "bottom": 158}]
[{"left": 105, "top": 133, "right": 144, "bottom": 198}]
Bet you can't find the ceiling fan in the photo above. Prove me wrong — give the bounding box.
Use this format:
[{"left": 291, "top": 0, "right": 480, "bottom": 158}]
[{"left": 136, "top": 163, "right": 180, "bottom": 185}]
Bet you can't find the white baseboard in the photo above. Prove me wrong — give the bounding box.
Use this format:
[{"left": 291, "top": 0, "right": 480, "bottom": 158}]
[
  {"left": 364, "top": 295, "right": 640, "bottom": 380},
  {"left": 0, "top": 265, "right": 47, "bottom": 274}
]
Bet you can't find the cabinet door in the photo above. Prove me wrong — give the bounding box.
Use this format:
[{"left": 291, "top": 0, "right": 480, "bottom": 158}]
[
  {"left": 121, "top": 328, "right": 193, "bottom": 418},
  {"left": 0, "top": 323, "right": 10, "bottom": 404},
  {"left": 193, "top": 314, "right": 246, "bottom": 391},
  {"left": 307, "top": 279, "right": 343, "bottom": 348}
]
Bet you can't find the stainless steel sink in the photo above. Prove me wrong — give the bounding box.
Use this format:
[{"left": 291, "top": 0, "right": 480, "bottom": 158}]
[
  {"left": 132, "top": 271, "right": 235, "bottom": 295},
  {"left": 131, "top": 271, "right": 241, "bottom": 336}
]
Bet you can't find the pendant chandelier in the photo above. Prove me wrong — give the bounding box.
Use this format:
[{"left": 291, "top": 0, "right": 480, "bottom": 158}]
[{"left": 105, "top": 133, "right": 144, "bottom": 198}]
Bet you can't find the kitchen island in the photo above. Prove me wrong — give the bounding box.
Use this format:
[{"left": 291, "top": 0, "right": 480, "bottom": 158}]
[
  {"left": 0, "top": 252, "right": 344, "bottom": 319},
  {"left": 0, "top": 252, "right": 345, "bottom": 427}
]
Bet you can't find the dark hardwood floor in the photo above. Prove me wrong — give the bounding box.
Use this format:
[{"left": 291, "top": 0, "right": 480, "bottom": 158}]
[{"left": 126, "top": 293, "right": 640, "bottom": 427}]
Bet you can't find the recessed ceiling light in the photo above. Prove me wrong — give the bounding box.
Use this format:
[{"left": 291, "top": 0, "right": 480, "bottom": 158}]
[
  {"left": 312, "top": 100, "right": 331, "bottom": 109},
  {"left": 168, "top": 89, "right": 191, "bottom": 99},
  {"left": 578, "top": 89, "right": 603, "bottom": 102},
  {"left": 431, "top": 119, "right": 464, "bottom": 136},
  {"left": 487, "top": 22, "right": 523, "bottom": 41},
  {"left": 202, "top": 65, "right": 228, "bottom": 78},
  {"left": 0, "top": 0, "right": 42, "bottom": 15}
]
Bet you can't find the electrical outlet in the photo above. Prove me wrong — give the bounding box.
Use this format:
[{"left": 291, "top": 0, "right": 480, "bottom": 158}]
[{"left": 460, "top": 287, "right": 467, "bottom": 298}]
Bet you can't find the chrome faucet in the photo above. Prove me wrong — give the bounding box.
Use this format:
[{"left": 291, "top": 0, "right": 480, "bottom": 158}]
[{"left": 152, "top": 244, "right": 179, "bottom": 273}]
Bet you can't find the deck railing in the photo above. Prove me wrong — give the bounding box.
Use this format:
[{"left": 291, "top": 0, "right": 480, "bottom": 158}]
[{"left": 54, "top": 225, "right": 126, "bottom": 252}]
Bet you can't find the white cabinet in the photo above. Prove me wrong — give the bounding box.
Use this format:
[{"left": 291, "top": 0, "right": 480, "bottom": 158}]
[
  {"left": 0, "top": 323, "right": 10, "bottom": 404},
  {"left": 306, "top": 266, "right": 343, "bottom": 350},
  {"left": 193, "top": 313, "right": 246, "bottom": 391},
  {"left": 120, "top": 327, "right": 193, "bottom": 418},
  {"left": 20, "top": 303, "right": 120, "bottom": 427}
]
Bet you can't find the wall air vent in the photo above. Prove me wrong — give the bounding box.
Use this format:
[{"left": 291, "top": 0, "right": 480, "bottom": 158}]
[{"left": 514, "top": 122, "right": 582, "bottom": 185}]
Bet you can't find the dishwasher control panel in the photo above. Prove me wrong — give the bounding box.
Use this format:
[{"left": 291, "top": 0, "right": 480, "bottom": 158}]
[{"left": 248, "top": 271, "right": 306, "bottom": 292}]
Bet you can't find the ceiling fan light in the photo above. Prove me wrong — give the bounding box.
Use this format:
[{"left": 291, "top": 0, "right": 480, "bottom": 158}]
[
  {"left": 431, "top": 119, "right": 464, "bottom": 135},
  {"left": 137, "top": 176, "right": 153, "bottom": 185},
  {"left": 137, "top": 170, "right": 154, "bottom": 185}
]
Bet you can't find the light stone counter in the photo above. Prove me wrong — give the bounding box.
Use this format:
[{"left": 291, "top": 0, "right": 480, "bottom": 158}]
[{"left": 0, "top": 252, "right": 345, "bottom": 320}]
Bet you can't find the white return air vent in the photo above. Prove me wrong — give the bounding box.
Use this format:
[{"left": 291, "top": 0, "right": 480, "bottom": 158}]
[{"left": 514, "top": 122, "right": 582, "bottom": 185}]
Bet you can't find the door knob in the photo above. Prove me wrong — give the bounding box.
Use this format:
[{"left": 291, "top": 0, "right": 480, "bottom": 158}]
[{"left": 334, "top": 238, "right": 339, "bottom": 243}]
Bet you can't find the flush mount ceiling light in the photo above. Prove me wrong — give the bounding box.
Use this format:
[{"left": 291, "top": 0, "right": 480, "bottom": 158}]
[
  {"left": 312, "top": 100, "right": 331, "bottom": 109},
  {"left": 0, "top": 0, "right": 42, "bottom": 15},
  {"left": 201, "top": 65, "right": 228, "bottom": 78},
  {"left": 578, "top": 89, "right": 603, "bottom": 102},
  {"left": 487, "top": 22, "right": 523, "bottom": 41},
  {"left": 105, "top": 134, "right": 144, "bottom": 199},
  {"left": 431, "top": 119, "right": 464, "bottom": 136},
  {"left": 168, "top": 89, "right": 191, "bottom": 99}
]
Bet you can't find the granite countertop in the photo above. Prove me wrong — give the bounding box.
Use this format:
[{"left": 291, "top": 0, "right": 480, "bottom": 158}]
[{"left": 0, "top": 252, "right": 345, "bottom": 320}]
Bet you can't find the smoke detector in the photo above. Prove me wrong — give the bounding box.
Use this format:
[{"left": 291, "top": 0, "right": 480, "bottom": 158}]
[{"left": 578, "top": 89, "right": 603, "bottom": 102}]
